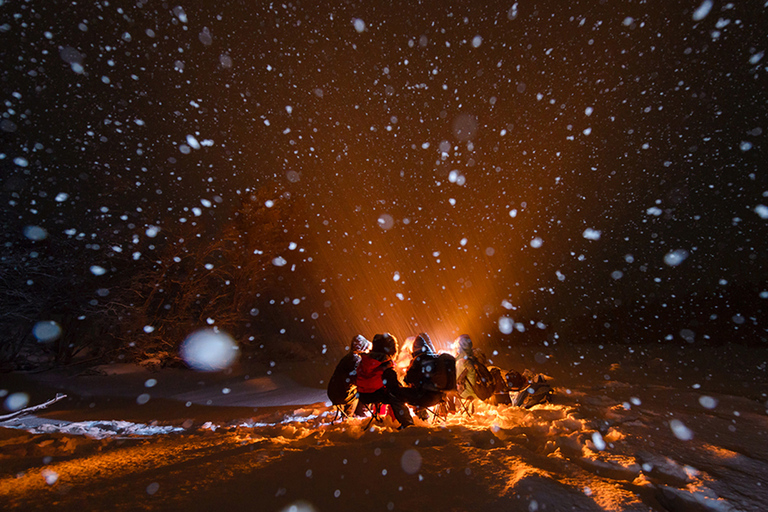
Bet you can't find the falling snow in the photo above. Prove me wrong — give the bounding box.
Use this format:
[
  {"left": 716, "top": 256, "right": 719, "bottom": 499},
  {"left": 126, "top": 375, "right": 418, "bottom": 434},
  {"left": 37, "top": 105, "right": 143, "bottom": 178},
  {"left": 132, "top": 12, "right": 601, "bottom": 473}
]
[{"left": 1, "top": 0, "right": 766, "bottom": 510}]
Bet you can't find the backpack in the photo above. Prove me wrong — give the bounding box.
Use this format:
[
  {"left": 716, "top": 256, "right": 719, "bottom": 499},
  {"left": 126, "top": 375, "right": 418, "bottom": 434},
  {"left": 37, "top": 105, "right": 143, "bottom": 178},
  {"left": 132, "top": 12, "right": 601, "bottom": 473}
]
[
  {"left": 457, "top": 356, "right": 494, "bottom": 400},
  {"left": 512, "top": 375, "right": 554, "bottom": 408},
  {"left": 504, "top": 369, "right": 528, "bottom": 391},
  {"left": 488, "top": 366, "right": 508, "bottom": 394},
  {"left": 420, "top": 353, "right": 457, "bottom": 392}
]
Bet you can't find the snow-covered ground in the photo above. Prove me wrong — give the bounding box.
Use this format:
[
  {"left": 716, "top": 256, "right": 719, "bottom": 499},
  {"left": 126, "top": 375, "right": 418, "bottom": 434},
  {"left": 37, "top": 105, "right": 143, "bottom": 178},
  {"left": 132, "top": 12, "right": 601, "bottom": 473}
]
[{"left": 1, "top": 343, "right": 767, "bottom": 511}]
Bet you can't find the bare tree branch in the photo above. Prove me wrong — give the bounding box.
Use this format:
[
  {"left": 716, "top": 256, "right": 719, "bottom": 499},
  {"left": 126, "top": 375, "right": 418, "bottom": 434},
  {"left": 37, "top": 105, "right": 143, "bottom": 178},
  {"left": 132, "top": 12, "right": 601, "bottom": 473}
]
[{"left": 0, "top": 393, "right": 68, "bottom": 422}]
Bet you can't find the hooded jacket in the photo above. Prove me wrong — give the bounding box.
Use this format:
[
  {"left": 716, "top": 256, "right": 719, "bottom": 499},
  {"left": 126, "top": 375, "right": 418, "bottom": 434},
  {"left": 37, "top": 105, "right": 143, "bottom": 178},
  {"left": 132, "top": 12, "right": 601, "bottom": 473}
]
[
  {"left": 454, "top": 334, "right": 490, "bottom": 400},
  {"left": 327, "top": 335, "right": 371, "bottom": 405},
  {"left": 404, "top": 333, "right": 437, "bottom": 388}
]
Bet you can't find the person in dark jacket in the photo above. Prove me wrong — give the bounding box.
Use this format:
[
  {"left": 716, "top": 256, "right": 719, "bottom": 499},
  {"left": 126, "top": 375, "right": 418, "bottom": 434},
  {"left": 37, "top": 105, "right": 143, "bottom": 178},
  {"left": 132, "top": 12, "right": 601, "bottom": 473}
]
[
  {"left": 327, "top": 334, "right": 371, "bottom": 417},
  {"left": 404, "top": 333, "right": 445, "bottom": 415},
  {"left": 356, "top": 333, "right": 414, "bottom": 429}
]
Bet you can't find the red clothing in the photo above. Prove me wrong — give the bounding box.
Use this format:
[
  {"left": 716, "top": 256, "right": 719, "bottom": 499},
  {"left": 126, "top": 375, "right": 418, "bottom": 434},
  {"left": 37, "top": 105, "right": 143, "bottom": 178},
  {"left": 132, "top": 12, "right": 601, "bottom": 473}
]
[{"left": 356, "top": 354, "right": 394, "bottom": 394}]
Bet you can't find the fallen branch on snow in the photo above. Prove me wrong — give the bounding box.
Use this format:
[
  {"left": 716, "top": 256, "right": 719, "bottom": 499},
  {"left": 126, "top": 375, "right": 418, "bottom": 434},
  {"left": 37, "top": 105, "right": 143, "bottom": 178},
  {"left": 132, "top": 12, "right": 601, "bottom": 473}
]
[{"left": 0, "top": 393, "right": 68, "bottom": 422}]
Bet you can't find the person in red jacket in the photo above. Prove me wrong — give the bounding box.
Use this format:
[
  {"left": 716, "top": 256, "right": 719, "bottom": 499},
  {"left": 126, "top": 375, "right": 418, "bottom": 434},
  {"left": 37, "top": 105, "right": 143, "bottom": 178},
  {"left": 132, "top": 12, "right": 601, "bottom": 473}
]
[{"left": 356, "top": 333, "right": 414, "bottom": 429}]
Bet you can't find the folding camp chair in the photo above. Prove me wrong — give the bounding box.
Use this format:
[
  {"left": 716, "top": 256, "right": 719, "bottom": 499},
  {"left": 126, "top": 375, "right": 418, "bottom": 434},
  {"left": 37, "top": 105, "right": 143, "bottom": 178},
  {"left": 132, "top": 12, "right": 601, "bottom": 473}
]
[
  {"left": 445, "top": 391, "right": 474, "bottom": 417},
  {"left": 331, "top": 404, "right": 350, "bottom": 423},
  {"left": 361, "top": 402, "right": 390, "bottom": 429},
  {"left": 420, "top": 393, "right": 458, "bottom": 423}
]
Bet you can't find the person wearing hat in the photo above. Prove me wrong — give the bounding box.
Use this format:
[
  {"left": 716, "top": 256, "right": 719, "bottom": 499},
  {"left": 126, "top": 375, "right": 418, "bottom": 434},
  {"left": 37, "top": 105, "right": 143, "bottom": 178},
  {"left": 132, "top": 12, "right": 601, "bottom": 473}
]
[
  {"left": 454, "top": 334, "right": 494, "bottom": 401},
  {"left": 356, "top": 333, "right": 414, "bottom": 429},
  {"left": 404, "top": 333, "right": 446, "bottom": 416},
  {"left": 327, "top": 334, "right": 371, "bottom": 417}
]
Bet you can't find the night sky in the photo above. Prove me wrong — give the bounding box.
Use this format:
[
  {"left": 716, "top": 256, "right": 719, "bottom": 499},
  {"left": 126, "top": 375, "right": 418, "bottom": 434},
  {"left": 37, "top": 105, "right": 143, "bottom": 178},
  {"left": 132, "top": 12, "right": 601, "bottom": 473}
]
[{"left": 2, "top": 0, "right": 766, "bottom": 355}]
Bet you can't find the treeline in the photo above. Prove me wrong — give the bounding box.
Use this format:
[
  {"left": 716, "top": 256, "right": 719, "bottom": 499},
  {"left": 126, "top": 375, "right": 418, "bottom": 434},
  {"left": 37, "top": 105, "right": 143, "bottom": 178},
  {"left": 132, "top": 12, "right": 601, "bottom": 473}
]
[{"left": 0, "top": 183, "right": 307, "bottom": 371}]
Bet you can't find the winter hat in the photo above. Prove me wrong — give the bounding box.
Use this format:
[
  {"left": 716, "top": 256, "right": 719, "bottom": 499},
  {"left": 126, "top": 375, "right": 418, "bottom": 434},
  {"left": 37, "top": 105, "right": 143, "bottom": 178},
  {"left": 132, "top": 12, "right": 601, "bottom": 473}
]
[
  {"left": 412, "top": 333, "right": 435, "bottom": 357},
  {"left": 372, "top": 333, "right": 399, "bottom": 356},
  {"left": 351, "top": 334, "right": 371, "bottom": 353},
  {"left": 455, "top": 334, "right": 473, "bottom": 353}
]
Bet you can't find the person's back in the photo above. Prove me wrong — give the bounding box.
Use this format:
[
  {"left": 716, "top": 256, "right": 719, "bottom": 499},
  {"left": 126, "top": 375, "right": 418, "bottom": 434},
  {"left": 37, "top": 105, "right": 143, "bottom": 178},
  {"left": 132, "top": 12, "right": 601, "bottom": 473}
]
[
  {"left": 327, "top": 335, "right": 370, "bottom": 416},
  {"left": 405, "top": 351, "right": 440, "bottom": 389},
  {"left": 356, "top": 350, "right": 394, "bottom": 393},
  {"left": 404, "top": 333, "right": 436, "bottom": 388},
  {"left": 454, "top": 334, "right": 494, "bottom": 401},
  {"left": 356, "top": 333, "right": 414, "bottom": 429},
  {"left": 327, "top": 351, "right": 359, "bottom": 402},
  {"left": 403, "top": 333, "right": 447, "bottom": 410}
]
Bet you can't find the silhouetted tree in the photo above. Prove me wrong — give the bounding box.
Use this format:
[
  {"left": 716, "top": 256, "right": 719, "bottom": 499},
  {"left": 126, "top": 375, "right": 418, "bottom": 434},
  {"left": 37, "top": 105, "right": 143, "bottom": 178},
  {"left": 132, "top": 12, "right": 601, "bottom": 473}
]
[
  {"left": 105, "top": 183, "right": 297, "bottom": 365},
  {"left": 0, "top": 236, "right": 108, "bottom": 370}
]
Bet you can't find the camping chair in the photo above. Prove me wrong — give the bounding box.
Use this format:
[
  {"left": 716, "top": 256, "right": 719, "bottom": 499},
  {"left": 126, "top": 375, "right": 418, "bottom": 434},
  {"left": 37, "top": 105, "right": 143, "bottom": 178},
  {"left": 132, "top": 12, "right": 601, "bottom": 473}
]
[
  {"left": 422, "top": 404, "right": 448, "bottom": 423},
  {"left": 361, "top": 402, "right": 390, "bottom": 430},
  {"left": 331, "top": 404, "right": 350, "bottom": 423},
  {"left": 413, "top": 404, "right": 444, "bottom": 424},
  {"left": 420, "top": 392, "right": 459, "bottom": 423},
  {"left": 330, "top": 390, "right": 362, "bottom": 424},
  {"left": 446, "top": 391, "right": 475, "bottom": 417}
]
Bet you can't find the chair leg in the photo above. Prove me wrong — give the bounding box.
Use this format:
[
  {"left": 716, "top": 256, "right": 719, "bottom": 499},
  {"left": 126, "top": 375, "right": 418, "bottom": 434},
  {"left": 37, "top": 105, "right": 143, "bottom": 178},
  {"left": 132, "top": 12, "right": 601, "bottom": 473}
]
[
  {"left": 457, "top": 397, "right": 473, "bottom": 416},
  {"left": 332, "top": 405, "right": 351, "bottom": 423},
  {"left": 362, "top": 403, "right": 384, "bottom": 429},
  {"left": 425, "top": 407, "right": 445, "bottom": 423},
  {"left": 427, "top": 397, "right": 452, "bottom": 423}
]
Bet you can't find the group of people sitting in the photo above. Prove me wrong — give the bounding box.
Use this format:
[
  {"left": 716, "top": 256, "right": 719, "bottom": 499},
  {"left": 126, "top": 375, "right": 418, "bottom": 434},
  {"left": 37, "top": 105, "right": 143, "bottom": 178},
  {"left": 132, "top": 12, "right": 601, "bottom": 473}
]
[{"left": 326, "top": 332, "right": 553, "bottom": 429}]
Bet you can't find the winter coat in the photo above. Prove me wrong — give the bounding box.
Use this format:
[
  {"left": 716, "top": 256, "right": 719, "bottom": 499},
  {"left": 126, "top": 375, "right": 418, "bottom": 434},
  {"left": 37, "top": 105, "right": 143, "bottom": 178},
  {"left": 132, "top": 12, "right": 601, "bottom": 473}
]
[
  {"left": 327, "top": 352, "right": 362, "bottom": 405},
  {"left": 404, "top": 353, "right": 433, "bottom": 389},
  {"left": 455, "top": 342, "right": 490, "bottom": 400},
  {"left": 356, "top": 351, "right": 415, "bottom": 428},
  {"left": 455, "top": 360, "right": 477, "bottom": 400},
  {"left": 356, "top": 352, "right": 398, "bottom": 394},
  {"left": 403, "top": 353, "right": 444, "bottom": 408}
]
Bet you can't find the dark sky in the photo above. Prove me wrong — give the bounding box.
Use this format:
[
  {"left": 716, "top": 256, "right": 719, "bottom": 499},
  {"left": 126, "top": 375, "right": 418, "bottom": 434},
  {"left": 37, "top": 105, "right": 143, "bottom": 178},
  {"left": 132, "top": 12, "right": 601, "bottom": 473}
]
[{"left": 2, "top": 0, "right": 766, "bottom": 351}]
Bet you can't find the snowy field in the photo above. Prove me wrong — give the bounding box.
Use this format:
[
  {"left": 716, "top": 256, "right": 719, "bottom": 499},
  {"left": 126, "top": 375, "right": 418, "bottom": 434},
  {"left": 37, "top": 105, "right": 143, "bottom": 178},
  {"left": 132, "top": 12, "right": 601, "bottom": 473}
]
[{"left": 2, "top": 342, "right": 767, "bottom": 512}]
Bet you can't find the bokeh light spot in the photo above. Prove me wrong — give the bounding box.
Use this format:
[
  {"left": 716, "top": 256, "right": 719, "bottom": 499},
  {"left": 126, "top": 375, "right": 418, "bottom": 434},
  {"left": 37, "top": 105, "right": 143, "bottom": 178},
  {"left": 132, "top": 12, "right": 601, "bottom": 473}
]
[
  {"left": 33, "top": 321, "right": 62, "bottom": 343},
  {"left": 401, "top": 449, "right": 422, "bottom": 474},
  {"left": 180, "top": 329, "right": 239, "bottom": 372}
]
